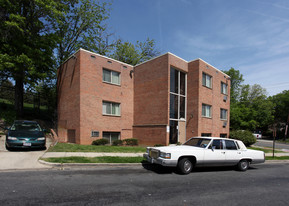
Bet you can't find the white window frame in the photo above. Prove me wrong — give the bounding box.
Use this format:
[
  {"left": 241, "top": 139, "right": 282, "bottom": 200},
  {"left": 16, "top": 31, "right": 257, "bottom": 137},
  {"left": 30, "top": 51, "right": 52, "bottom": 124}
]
[
  {"left": 202, "top": 73, "right": 212, "bottom": 88},
  {"left": 102, "top": 101, "right": 121, "bottom": 116},
  {"left": 220, "top": 108, "right": 228, "bottom": 120},
  {"left": 202, "top": 104, "right": 212, "bottom": 118},
  {"left": 221, "top": 82, "right": 228, "bottom": 95},
  {"left": 103, "top": 68, "right": 120, "bottom": 85}
]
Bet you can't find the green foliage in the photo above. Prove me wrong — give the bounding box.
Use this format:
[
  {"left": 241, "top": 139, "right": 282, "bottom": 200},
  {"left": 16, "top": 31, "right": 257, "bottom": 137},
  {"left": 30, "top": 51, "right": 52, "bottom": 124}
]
[
  {"left": 55, "top": 0, "right": 113, "bottom": 64},
  {"left": 110, "top": 38, "right": 160, "bottom": 65},
  {"left": 123, "top": 138, "right": 138, "bottom": 146},
  {"left": 223, "top": 68, "right": 244, "bottom": 103},
  {"left": 154, "top": 144, "right": 165, "bottom": 147},
  {"left": 230, "top": 130, "right": 256, "bottom": 146},
  {"left": 112, "top": 139, "right": 123, "bottom": 146},
  {"left": 271, "top": 90, "right": 289, "bottom": 123},
  {"left": 92, "top": 139, "right": 109, "bottom": 146}
]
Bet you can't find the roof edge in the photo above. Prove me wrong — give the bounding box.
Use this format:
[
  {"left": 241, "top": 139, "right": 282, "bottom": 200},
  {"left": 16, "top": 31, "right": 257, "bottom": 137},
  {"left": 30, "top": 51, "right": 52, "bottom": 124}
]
[{"left": 189, "top": 58, "right": 230, "bottom": 78}]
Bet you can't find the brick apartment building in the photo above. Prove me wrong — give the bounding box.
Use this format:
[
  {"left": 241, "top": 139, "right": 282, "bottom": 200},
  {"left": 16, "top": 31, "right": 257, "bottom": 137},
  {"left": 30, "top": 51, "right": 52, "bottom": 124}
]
[{"left": 57, "top": 48, "right": 230, "bottom": 145}]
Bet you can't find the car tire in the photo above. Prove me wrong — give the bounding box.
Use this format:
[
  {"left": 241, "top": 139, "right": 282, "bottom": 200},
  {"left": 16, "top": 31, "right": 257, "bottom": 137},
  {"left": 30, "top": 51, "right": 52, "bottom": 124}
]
[
  {"left": 237, "top": 160, "right": 249, "bottom": 171},
  {"left": 5, "top": 144, "right": 12, "bottom": 151},
  {"left": 178, "top": 158, "right": 193, "bottom": 175}
]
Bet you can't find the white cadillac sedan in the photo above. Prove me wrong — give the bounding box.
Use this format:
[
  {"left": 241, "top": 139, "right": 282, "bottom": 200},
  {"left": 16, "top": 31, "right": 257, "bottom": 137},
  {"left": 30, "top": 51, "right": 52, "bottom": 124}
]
[{"left": 144, "top": 137, "right": 265, "bottom": 174}]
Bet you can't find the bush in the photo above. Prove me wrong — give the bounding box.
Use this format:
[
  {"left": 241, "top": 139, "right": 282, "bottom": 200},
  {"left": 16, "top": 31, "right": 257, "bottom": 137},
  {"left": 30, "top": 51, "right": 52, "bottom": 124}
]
[
  {"left": 124, "top": 138, "right": 138, "bottom": 146},
  {"left": 230, "top": 130, "right": 256, "bottom": 146},
  {"left": 112, "top": 139, "right": 123, "bottom": 146},
  {"left": 92, "top": 139, "right": 109, "bottom": 146},
  {"left": 154, "top": 144, "right": 164, "bottom": 147}
]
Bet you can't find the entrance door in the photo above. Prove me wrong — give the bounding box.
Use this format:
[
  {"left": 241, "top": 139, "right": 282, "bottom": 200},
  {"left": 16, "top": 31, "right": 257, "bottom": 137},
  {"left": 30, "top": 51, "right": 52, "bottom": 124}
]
[
  {"left": 169, "top": 120, "right": 186, "bottom": 144},
  {"left": 169, "top": 120, "right": 178, "bottom": 144}
]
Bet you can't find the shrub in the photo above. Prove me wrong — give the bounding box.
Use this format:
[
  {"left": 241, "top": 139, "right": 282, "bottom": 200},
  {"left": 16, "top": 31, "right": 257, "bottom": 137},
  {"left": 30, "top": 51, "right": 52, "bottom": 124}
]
[
  {"left": 92, "top": 139, "right": 109, "bottom": 146},
  {"left": 154, "top": 144, "right": 164, "bottom": 147},
  {"left": 230, "top": 130, "right": 256, "bottom": 146},
  {"left": 124, "top": 138, "right": 138, "bottom": 146},
  {"left": 112, "top": 139, "right": 123, "bottom": 146}
]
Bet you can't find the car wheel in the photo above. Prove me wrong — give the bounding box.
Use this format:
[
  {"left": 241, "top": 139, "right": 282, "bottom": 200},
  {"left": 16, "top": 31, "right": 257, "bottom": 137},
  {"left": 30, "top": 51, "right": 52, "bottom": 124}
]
[
  {"left": 5, "top": 144, "right": 12, "bottom": 151},
  {"left": 178, "top": 158, "right": 193, "bottom": 175},
  {"left": 237, "top": 160, "right": 249, "bottom": 171}
]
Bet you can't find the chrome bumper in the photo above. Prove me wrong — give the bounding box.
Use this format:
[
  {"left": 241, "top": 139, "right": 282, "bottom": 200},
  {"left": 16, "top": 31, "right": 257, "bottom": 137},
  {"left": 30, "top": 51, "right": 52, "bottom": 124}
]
[{"left": 143, "top": 153, "right": 177, "bottom": 167}]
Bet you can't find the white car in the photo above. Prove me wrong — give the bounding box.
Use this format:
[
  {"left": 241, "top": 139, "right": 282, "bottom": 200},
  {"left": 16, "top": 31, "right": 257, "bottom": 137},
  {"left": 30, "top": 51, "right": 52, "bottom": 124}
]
[{"left": 144, "top": 137, "right": 265, "bottom": 174}]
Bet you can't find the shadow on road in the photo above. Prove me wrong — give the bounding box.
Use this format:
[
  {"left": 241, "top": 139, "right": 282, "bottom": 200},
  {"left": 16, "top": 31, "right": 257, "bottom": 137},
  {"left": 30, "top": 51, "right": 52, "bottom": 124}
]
[{"left": 142, "top": 162, "right": 258, "bottom": 175}]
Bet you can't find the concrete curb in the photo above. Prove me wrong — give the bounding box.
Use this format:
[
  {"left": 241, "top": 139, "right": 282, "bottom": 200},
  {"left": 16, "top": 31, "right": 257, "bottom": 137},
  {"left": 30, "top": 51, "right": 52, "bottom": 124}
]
[{"left": 38, "top": 159, "right": 146, "bottom": 167}]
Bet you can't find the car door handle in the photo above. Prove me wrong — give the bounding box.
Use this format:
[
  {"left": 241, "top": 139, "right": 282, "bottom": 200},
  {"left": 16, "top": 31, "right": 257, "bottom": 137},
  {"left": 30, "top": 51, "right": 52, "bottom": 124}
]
[
  {"left": 237, "top": 152, "right": 241, "bottom": 154},
  {"left": 221, "top": 152, "right": 226, "bottom": 154}
]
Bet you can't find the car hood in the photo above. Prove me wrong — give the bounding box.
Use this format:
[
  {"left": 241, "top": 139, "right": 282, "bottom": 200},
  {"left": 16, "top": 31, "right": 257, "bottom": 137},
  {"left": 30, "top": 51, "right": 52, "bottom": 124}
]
[
  {"left": 8, "top": 131, "right": 45, "bottom": 138},
  {"left": 150, "top": 145, "right": 204, "bottom": 153}
]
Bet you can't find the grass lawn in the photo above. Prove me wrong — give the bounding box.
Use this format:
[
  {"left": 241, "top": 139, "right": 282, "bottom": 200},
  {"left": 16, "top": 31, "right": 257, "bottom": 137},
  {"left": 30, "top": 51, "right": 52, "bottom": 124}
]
[
  {"left": 41, "top": 156, "right": 145, "bottom": 163},
  {"left": 48, "top": 142, "right": 146, "bottom": 153},
  {"left": 248, "top": 146, "right": 284, "bottom": 153},
  {"left": 266, "top": 156, "right": 289, "bottom": 160}
]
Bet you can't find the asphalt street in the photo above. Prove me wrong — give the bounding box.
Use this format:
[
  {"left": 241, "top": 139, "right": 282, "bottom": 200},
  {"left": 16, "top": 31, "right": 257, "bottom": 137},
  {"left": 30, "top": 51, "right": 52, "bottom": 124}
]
[
  {"left": 254, "top": 139, "right": 289, "bottom": 151},
  {"left": 0, "top": 163, "right": 289, "bottom": 206}
]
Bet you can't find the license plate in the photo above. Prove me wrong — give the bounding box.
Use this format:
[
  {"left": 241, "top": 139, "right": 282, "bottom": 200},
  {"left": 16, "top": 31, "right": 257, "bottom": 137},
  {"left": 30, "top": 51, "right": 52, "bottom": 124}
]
[{"left": 23, "top": 142, "right": 31, "bottom": 146}]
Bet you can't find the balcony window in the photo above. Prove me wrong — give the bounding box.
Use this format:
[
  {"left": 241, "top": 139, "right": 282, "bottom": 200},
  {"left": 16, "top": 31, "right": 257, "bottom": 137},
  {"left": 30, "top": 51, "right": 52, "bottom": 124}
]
[
  {"left": 103, "top": 68, "right": 120, "bottom": 85},
  {"left": 221, "top": 82, "right": 228, "bottom": 95},
  {"left": 202, "top": 73, "right": 212, "bottom": 88},
  {"left": 220, "top": 108, "right": 228, "bottom": 120},
  {"left": 102, "top": 101, "right": 120, "bottom": 116},
  {"left": 202, "top": 104, "right": 212, "bottom": 118}
]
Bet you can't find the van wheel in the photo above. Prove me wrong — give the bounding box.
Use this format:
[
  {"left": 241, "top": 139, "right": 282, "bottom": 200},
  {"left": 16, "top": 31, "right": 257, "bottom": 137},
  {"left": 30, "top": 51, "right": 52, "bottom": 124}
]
[
  {"left": 237, "top": 160, "right": 249, "bottom": 171},
  {"left": 178, "top": 158, "right": 193, "bottom": 175}
]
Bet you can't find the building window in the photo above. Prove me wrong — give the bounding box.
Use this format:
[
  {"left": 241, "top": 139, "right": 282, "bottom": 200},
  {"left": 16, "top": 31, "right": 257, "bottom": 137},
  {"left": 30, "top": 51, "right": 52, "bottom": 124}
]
[
  {"left": 103, "top": 68, "right": 120, "bottom": 85},
  {"left": 91, "top": 131, "right": 99, "bottom": 137},
  {"left": 202, "top": 73, "right": 212, "bottom": 88},
  {"left": 201, "top": 133, "right": 212, "bottom": 137},
  {"left": 202, "top": 104, "right": 212, "bottom": 118},
  {"left": 102, "top": 101, "right": 120, "bottom": 116},
  {"left": 220, "top": 133, "right": 227, "bottom": 138},
  {"left": 103, "top": 132, "right": 120, "bottom": 144},
  {"left": 170, "top": 67, "right": 186, "bottom": 120},
  {"left": 221, "top": 82, "right": 228, "bottom": 95},
  {"left": 220, "top": 108, "right": 228, "bottom": 120}
]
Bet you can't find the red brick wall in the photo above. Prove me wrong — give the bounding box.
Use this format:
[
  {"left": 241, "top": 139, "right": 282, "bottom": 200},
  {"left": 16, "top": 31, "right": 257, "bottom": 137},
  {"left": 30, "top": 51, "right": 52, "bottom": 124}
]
[
  {"left": 57, "top": 52, "right": 81, "bottom": 143},
  {"left": 188, "top": 59, "right": 230, "bottom": 137},
  {"left": 78, "top": 50, "right": 134, "bottom": 144}
]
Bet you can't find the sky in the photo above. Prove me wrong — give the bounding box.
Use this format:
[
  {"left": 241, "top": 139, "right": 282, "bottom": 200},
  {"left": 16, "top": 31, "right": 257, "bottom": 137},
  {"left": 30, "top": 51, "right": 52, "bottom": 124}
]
[{"left": 106, "top": 0, "right": 289, "bottom": 96}]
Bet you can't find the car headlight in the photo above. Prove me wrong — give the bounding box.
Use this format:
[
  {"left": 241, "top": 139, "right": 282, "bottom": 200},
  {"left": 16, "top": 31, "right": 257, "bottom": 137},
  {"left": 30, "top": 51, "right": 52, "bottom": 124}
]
[
  {"left": 146, "top": 148, "right": 150, "bottom": 154},
  {"left": 159, "top": 152, "right": 171, "bottom": 159},
  {"left": 37, "top": 137, "right": 45, "bottom": 141},
  {"left": 7, "top": 136, "right": 17, "bottom": 140}
]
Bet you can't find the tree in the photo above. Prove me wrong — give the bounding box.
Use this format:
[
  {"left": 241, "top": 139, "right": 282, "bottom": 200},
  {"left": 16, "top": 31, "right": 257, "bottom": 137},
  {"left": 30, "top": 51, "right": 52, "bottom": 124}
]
[
  {"left": 230, "top": 83, "right": 274, "bottom": 131},
  {"left": 55, "top": 0, "right": 113, "bottom": 64},
  {"left": 223, "top": 68, "right": 244, "bottom": 103},
  {"left": 271, "top": 90, "right": 289, "bottom": 123},
  {"left": 110, "top": 38, "right": 160, "bottom": 65},
  {"left": 0, "top": 0, "right": 70, "bottom": 117}
]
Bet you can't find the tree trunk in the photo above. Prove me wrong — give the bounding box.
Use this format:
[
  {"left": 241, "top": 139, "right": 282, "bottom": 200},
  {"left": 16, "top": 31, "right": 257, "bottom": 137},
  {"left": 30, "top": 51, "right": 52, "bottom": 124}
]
[{"left": 15, "top": 75, "right": 24, "bottom": 118}]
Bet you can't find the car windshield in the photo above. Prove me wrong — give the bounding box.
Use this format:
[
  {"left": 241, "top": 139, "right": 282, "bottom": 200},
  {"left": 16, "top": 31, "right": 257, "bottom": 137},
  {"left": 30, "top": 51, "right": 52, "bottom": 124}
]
[
  {"left": 183, "top": 138, "right": 211, "bottom": 148},
  {"left": 10, "top": 123, "right": 42, "bottom": 132}
]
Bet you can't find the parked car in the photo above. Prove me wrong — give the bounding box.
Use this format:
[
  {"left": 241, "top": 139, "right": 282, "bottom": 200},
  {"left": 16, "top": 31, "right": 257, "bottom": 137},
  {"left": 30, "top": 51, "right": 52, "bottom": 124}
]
[
  {"left": 5, "top": 120, "right": 46, "bottom": 150},
  {"left": 253, "top": 131, "right": 262, "bottom": 139},
  {"left": 144, "top": 137, "right": 265, "bottom": 174}
]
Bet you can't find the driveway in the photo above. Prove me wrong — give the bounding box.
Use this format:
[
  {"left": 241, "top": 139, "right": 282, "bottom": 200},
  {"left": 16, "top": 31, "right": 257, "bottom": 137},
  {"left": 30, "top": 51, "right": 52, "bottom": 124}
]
[{"left": 0, "top": 135, "right": 52, "bottom": 170}]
